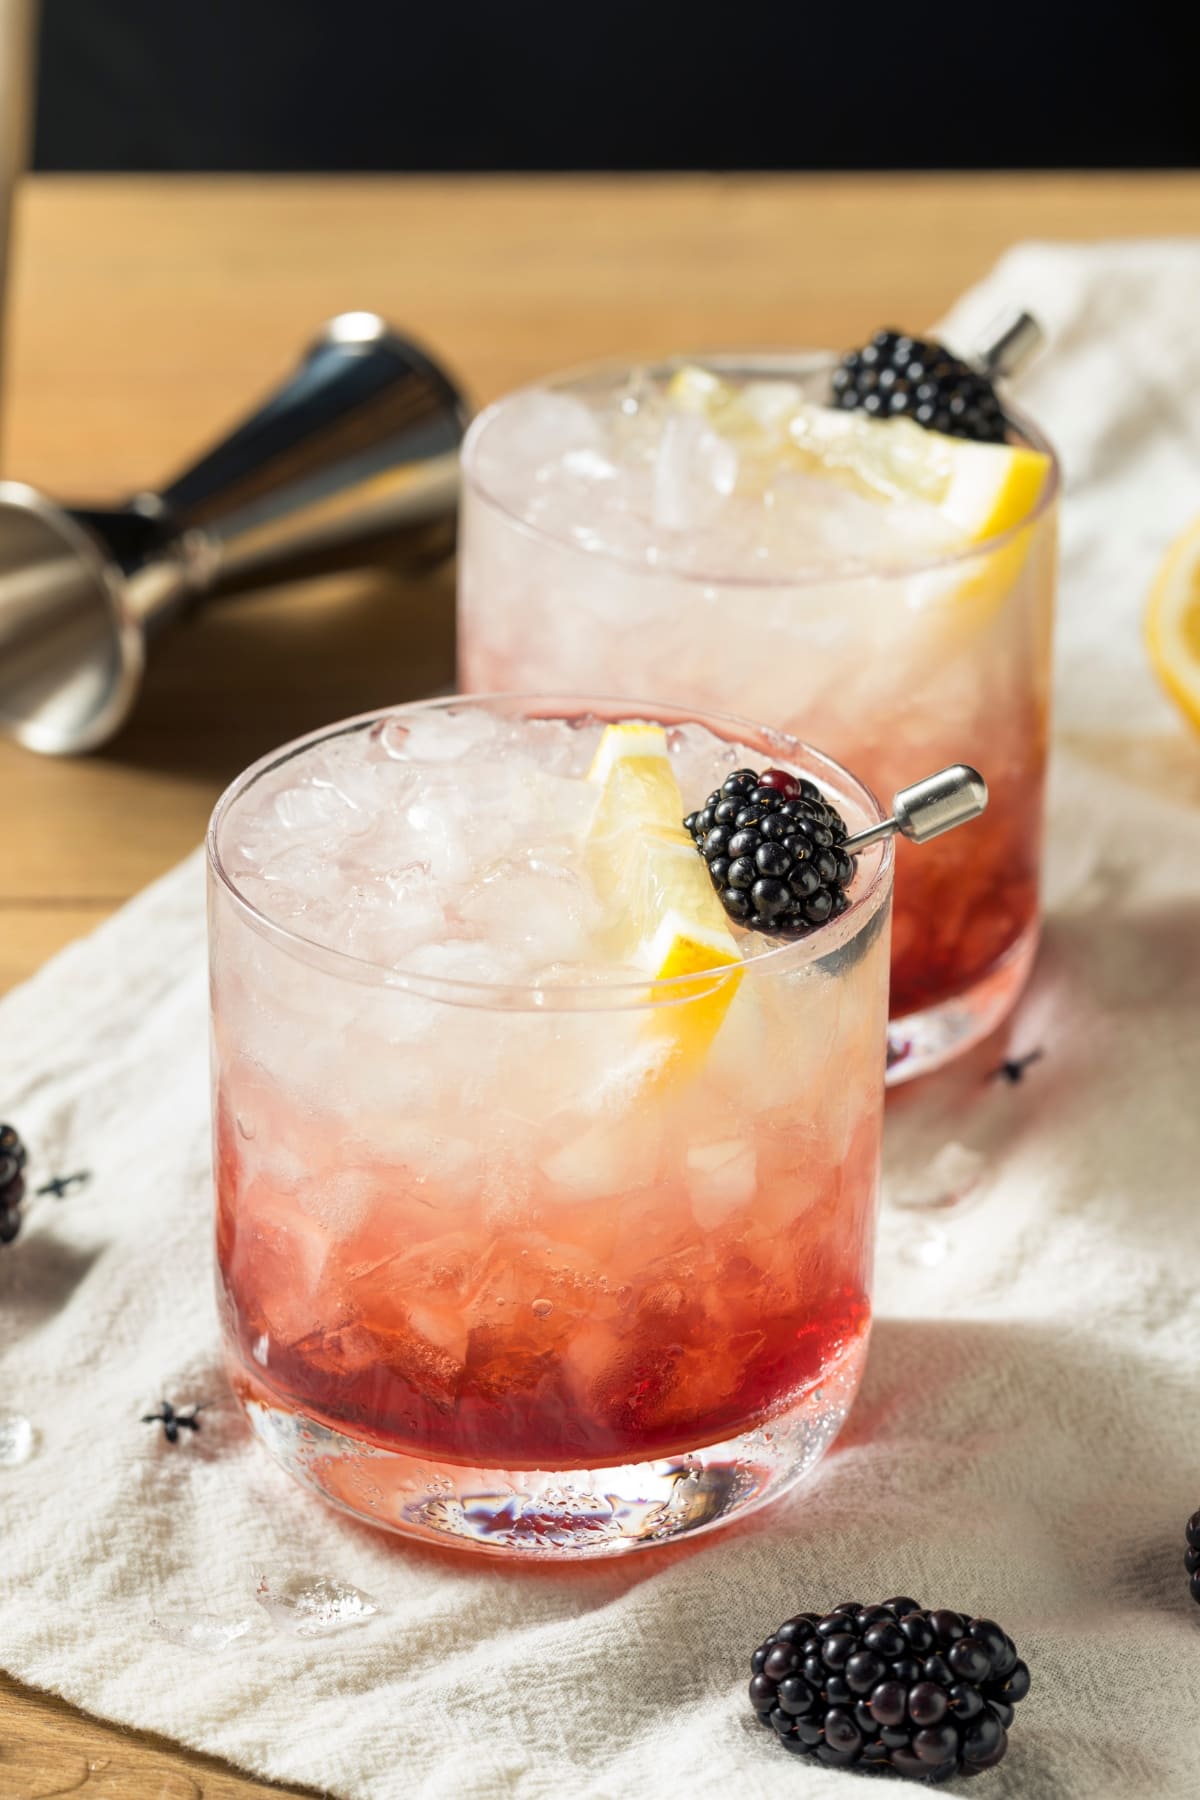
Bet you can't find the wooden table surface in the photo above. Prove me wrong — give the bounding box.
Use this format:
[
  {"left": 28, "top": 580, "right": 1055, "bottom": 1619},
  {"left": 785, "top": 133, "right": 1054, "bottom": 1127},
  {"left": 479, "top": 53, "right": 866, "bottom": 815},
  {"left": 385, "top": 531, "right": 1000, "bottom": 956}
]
[{"left": 1, "top": 169, "right": 1197, "bottom": 1796}]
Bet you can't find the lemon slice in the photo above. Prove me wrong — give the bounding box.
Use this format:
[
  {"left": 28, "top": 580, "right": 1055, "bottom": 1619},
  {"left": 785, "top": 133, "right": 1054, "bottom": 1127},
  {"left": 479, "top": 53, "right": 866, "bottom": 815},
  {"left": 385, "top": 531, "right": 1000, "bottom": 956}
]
[
  {"left": 883, "top": 424, "right": 1051, "bottom": 632},
  {"left": 1146, "top": 515, "right": 1200, "bottom": 732},
  {"left": 783, "top": 403, "right": 1049, "bottom": 539},
  {"left": 669, "top": 365, "right": 1048, "bottom": 538},
  {"left": 666, "top": 367, "right": 1050, "bottom": 617},
  {"left": 585, "top": 723, "right": 742, "bottom": 1066},
  {"left": 933, "top": 435, "right": 1049, "bottom": 543}
]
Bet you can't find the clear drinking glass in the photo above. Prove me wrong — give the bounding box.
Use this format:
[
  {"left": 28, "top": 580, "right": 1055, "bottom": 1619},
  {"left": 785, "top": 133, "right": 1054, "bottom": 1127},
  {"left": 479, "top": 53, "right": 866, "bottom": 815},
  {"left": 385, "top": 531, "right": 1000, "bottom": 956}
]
[
  {"left": 458, "top": 356, "right": 1059, "bottom": 1081},
  {"left": 208, "top": 694, "right": 893, "bottom": 1557}
]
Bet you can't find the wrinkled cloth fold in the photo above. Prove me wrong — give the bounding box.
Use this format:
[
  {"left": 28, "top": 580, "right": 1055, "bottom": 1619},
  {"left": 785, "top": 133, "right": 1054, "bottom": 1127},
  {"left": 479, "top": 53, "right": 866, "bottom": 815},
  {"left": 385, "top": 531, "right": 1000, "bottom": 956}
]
[{"left": 3, "top": 241, "right": 1200, "bottom": 1798}]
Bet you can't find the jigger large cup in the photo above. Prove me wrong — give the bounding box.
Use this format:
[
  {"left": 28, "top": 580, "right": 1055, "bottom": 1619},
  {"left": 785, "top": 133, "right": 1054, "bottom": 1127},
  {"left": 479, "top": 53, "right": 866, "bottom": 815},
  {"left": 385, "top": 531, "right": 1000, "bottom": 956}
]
[{"left": 0, "top": 312, "right": 468, "bottom": 754}]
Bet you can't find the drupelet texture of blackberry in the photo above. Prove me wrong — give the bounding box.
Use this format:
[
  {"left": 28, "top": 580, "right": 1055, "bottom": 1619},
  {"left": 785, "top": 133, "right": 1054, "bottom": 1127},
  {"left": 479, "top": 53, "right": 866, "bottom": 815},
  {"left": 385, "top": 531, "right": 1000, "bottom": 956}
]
[
  {"left": 831, "top": 330, "right": 1007, "bottom": 444},
  {"left": 1186, "top": 1512, "right": 1200, "bottom": 1604},
  {"left": 749, "top": 1598, "right": 1029, "bottom": 1781},
  {"left": 684, "top": 767, "right": 855, "bottom": 936},
  {"left": 0, "top": 1122, "right": 27, "bottom": 1245}
]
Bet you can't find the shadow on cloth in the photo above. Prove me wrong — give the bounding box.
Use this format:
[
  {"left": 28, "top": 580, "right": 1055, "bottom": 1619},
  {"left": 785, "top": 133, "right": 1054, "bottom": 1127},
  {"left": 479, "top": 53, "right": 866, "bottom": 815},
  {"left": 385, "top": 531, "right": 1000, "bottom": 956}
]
[{"left": 0, "top": 1231, "right": 103, "bottom": 1328}]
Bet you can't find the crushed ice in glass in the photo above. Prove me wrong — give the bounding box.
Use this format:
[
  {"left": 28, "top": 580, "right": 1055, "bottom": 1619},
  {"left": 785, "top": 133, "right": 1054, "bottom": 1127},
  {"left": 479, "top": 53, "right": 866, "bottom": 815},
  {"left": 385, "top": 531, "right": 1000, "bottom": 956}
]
[
  {"left": 221, "top": 707, "right": 823, "bottom": 978},
  {"left": 254, "top": 1572, "right": 383, "bottom": 1637},
  {"left": 470, "top": 367, "right": 964, "bottom": 578},
  {"left": 0, "top": 1413, "right": 35, "bottom": 1466},
  {"left": 148, "top": 1613, "right": 256, "bottom": 1653}
]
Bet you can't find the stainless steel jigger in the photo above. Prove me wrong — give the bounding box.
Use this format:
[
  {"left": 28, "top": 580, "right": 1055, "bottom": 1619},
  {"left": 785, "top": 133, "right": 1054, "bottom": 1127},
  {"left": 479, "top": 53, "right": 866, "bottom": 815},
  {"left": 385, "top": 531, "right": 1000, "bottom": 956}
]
[
  {"left": 0, "top": 312, "right": 468, "bottom": 754},
  {"left": 842, "top": 765, "right": 989, "bottom": 853}
]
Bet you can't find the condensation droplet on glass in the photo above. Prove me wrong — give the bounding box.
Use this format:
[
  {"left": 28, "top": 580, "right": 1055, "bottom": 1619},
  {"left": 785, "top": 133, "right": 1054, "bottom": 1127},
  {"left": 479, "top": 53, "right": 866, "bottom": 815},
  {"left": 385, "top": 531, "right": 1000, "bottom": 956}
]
[
  {"left": 532, "top": 1298, "right": 553, "bottom": 1318},
  {"left": 0, "top": 1414, "right": 35, "bottom": 1466},
  {"left": 252, "top": 1332, "right": 269, "bottom": 1366},
  {"left": 236, "top": 1113, "right": 256, "bottom": 1141},
  {"left": 254, "top": 1572, "right": 384, "bottom": 1638}
]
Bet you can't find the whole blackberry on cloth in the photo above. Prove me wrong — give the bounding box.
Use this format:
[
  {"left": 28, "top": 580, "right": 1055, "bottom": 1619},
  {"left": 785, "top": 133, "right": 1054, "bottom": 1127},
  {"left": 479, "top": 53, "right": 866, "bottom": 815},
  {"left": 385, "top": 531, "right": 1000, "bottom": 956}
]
[
  {"left": 0, "top": 1122, "right": 27, "bottom": 1245},
  {"left": 832, "top": 329, "right": 1008, "bottom": 444},
  {"left": 749, "top": 1599, "right": 1029, "bottom": 1780},
  {"left": 1186, "top": 1511, "right": 1200, "bottom": 1603},
  {"left": 684, "top": 766, "right": 855, "bottom": 937}
]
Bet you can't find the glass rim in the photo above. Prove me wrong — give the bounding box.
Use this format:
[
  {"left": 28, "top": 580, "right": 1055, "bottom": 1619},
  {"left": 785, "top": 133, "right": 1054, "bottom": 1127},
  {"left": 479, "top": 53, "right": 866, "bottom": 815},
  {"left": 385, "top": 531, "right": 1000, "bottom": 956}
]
[
  {"left": 206, "top": 693, "right": 894, "bottom": 1013},
  {"left": 461, "top": 348, "right": 1061, "bottom": 589}
]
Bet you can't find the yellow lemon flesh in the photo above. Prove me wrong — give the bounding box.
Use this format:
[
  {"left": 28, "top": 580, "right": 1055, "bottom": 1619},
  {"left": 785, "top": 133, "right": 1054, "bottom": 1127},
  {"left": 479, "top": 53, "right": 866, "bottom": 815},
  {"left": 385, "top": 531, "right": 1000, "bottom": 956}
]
[
  {"left": 1146, "top": 515, "right": 1200, "bottom": 733},
  {"left": 667, "top": 364, "right": 1050, "bottom": 583},
  {"left": 585, "top": 723, "right": 742, "bottom": 1068}
]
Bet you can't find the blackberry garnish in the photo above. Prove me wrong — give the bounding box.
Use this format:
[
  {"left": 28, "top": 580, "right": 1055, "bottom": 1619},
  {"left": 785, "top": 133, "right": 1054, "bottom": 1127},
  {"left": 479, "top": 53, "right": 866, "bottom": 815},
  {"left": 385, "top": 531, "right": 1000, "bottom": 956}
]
[
  {"left": 831, "top": 329, "right": 1007, "bottom": 444},
  {"left": 1186, "top": 1512, "right": 1200, "bottom": 1604},
  {"left": 0, "top": 1122, "right": 27, "bottom": 1246},
  {"left": 749, "top": 1600, "right": 1028, "bottom": 1780},
  {"left": 684, "top": 767, "right": 855, "bottom": 937}
]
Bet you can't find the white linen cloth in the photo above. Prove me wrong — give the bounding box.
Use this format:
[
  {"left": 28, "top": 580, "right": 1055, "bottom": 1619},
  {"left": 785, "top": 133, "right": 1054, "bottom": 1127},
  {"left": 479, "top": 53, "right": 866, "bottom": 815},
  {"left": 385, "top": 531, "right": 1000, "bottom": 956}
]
[{"left": 3, "top": 242, "right": 1200, "bottom": 1800}]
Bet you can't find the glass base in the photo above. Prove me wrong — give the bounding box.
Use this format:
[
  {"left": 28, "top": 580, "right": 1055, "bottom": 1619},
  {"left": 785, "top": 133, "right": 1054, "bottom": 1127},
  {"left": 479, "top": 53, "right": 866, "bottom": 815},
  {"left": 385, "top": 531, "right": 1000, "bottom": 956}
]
[
  {"left": 886, "top": 920, "right": 1039, "bottom": 1087},
  {"left": 232, "top": 1334, "right": 869, "bottom": 1560}
]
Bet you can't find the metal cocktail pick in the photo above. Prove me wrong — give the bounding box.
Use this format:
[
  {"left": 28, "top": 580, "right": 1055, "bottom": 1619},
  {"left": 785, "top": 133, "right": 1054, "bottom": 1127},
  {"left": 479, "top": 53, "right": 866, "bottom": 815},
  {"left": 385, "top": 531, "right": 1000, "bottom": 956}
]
[
  {"left": 841, "top": 765, "right": 988, "bottom": 853},
  {"left": 973, "top": 308, "right": 1044, "bottom": 380}
]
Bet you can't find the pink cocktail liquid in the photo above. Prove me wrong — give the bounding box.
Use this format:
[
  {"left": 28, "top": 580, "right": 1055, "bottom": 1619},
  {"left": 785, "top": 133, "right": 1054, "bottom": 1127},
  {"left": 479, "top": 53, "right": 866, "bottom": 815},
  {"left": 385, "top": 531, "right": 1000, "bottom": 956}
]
[
  {"left": 217, "top": 1101, "right": 875, "bottom": 1472},
  {"left": 209, "top": 698, "right": 892, "bottom": 1555},
  {"left": 458, "top": 357, "right": 1058, "bottom": 1078}
]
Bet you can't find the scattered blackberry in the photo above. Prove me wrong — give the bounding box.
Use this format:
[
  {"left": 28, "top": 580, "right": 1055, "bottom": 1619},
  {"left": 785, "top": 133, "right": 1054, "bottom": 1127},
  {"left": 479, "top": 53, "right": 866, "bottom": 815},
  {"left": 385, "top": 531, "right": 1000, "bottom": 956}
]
[
  {"left": 1186, "top": 1512, "right": 1200, "bottom": 1604},
  {"left": 0, "top": 1123, "right": 26, "bottom": 1246},
  {"left": 749, "top": 1599, "right": 1029, "bottom": 1781},
  {"left": 831, "top": 329, "right": 1007, "bottom": 444},
  {"left": 684, "top": 767, "right": 855, "bottom": 937}
]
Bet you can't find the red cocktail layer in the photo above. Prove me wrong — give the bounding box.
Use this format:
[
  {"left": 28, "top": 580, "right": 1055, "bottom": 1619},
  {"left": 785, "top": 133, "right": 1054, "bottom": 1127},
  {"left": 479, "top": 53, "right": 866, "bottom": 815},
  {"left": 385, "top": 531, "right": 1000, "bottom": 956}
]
[
  {"left": 886, "top": 769, "right": 1042, "bottom": 1018},
  {"left": 216, "top": 1112, "right": 876, "bottom": 1470}
]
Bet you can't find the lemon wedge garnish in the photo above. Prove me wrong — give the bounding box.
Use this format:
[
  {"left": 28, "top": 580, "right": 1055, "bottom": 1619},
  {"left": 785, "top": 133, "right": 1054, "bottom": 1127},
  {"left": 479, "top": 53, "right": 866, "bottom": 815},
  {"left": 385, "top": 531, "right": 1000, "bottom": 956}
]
[
  {"left": 585, "top": 723, "right": 742, "bottom": 1067},
  {"left": 1146, "top": 515, "right": 1200, "bottom": 733},
  {"left": 782, "top": 402, "right": 1049, "bottom": 541},
  {"left": 926, "top": 433, "right": 1049, "bottom": 543},
  {"left": 666, "top": 367, "right": 1050, "bottom": 616}
]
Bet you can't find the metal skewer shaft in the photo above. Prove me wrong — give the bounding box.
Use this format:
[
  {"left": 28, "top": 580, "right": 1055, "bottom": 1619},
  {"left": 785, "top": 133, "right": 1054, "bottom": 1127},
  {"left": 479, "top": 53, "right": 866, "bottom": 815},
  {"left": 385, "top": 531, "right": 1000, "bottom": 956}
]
[
  {"left": 971, "top": 308, "right": 1044, "bottom": 381},
  {"left": 842, "top": 765, "right": 988, "bottom": 853}
]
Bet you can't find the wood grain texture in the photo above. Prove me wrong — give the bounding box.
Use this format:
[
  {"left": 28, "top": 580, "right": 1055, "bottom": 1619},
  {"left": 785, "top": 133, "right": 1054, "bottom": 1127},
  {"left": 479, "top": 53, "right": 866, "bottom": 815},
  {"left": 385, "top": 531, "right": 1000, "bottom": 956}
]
[
  {"left": 2, "top": 169, "right": 1198, "bottom": 1795},
  {"left": 0, "top": 1668, "right": 324, "bottom": 1797}
]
